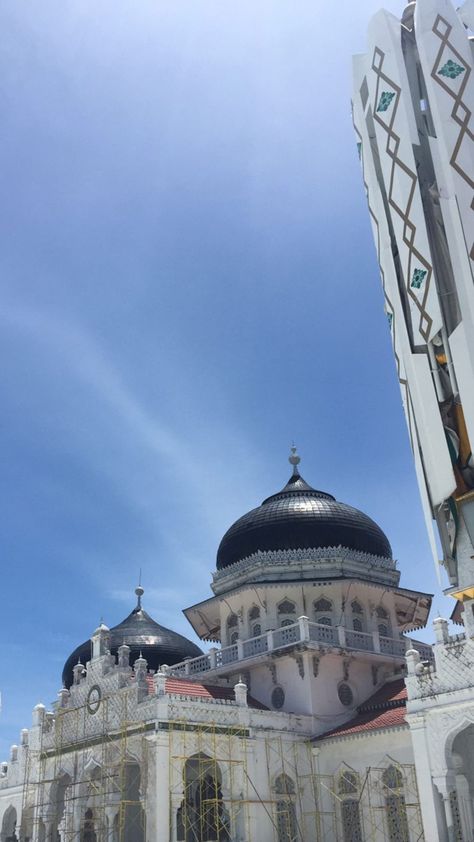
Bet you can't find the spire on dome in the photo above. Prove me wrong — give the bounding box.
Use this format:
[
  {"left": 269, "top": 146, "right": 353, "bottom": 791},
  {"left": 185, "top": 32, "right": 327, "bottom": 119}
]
[
  {"left": 289, "top": 444, "right": 301, "bottom": 476},
  {"left": 135, "top": 585, "right": 144, "bottom": 610}
]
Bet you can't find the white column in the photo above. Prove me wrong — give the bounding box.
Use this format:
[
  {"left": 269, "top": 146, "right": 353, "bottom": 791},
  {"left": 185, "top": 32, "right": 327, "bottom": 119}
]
[
  {"left": 434, "top": 773, "right": 458, "bottom": 842},
  {"left": 155, "top": 735, "right": 170, "bottom": 842},
  {"left": 408, "top": 720, "right": 447, "bottom": 841}
]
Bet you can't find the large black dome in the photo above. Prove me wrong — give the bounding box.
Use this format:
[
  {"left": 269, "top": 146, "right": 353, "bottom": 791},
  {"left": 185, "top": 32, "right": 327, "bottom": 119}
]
[
  {"left": 216, "top": 459, "right": 392, "bottom": 570},
  {"left": 62, "top": 589, "right": 202, "bottom": 689}
]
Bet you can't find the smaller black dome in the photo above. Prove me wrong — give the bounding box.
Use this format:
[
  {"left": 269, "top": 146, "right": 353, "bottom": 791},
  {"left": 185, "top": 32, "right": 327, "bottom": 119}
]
[{"left": 62, "top": 591, "right": 202, "bottom": 688}]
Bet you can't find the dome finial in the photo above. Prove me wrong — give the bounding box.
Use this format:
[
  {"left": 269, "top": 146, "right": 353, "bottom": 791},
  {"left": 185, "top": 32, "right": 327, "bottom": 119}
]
[
  {"left": 289, "top": 444, "right": 301, "bottom": 475},
  {"left": 135, "top": 582, "right": 144, "bottom": 609}
]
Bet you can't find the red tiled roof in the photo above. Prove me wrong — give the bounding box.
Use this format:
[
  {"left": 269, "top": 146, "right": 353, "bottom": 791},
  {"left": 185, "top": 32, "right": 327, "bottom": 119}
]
[
  {"left": 142, "top": 673, "right": 267, "bottom": 709},
  {"left": 316, "top": 679, "right": 407, "bottom": 740}
]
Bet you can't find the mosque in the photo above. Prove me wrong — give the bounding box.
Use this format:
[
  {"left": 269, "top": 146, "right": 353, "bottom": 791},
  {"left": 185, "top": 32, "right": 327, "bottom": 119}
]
[{"left": 1, "top": 0, "right": 474, "bottom": 837}]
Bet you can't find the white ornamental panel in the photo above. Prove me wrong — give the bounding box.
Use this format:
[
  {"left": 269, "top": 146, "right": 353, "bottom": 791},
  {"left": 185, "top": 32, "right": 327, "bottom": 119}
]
[
  {"left": 353, "top": 54, "right": 456, "bottom": 513},
  {"left": 367, "top": 10, "right": 444, "bottom": 344},
  {"left": 415, "top": 0, "right": 474, "bottom": 280}
]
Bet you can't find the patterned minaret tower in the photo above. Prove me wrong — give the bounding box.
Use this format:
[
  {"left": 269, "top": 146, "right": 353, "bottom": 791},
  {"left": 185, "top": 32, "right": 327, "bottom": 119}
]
[{"left": 352, "top": 0, "right": 474, "bottom": 612}]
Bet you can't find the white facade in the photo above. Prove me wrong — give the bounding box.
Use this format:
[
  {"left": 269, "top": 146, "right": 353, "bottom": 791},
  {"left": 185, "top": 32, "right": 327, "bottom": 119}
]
[{"left": 0, "top": 519, "right": 435, "bottom": 841}]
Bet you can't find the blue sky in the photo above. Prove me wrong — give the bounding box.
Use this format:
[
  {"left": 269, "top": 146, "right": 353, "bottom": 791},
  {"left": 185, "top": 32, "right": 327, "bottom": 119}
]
[{"left": 0, "top": 0, "right": 455, "bottom": 757}]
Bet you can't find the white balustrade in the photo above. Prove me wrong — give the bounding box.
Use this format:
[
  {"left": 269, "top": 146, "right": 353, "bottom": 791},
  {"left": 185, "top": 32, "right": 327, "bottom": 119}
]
[
  {"left": 345, "top": 629, "right": 373, "bottom": 651},
  {"left": 273, "top": 624, "right": 300, "bottom": 647},
  {"left": 308, "top": 621, "right": 336, "bottom": 644},
  {"left": 379, "top": 635, "right": 407, "bottom": 656},
  {"left": 242, "top": 633, "right": 269, "bottom": 658},
  {"left": 165, "top": 621, "right": 423, "bottom": 677}
]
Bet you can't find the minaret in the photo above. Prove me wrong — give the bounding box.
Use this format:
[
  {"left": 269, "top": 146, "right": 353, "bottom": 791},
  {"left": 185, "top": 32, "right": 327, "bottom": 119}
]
[{"left": 352, "top": 0, "right": 474, "bottom": 613}]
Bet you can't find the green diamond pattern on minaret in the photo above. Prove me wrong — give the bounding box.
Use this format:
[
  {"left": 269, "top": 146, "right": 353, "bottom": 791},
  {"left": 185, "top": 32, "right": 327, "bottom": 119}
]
[
  {"left": 438, "top": 59, "right": 465, "bottom": 79},
  {"left": 410, "top": 268, "right": 427, "bottom": 290},
  {"left": 376, "top": 91, "right": 396, "bottom": 112}
]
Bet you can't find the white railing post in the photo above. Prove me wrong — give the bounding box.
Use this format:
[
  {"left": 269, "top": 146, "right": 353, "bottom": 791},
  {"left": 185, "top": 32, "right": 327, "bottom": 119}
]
[
  {"left": 208, "top": 648, "right": 217, "bottom": 669},
  {"left": 237, "top": 639, "right": 244, "bottom": 660},
  {"left": 184, "top": 657, "right": 191, "bottom": 676},
  {"left": 266, "top": 629, "right": 275, "bottom": 652},
  {"left": 298, "top": 616, "right": 310, "bottom": 643},
  {"left": 372, "top": 630, "right": 381, "bottom": 653}
]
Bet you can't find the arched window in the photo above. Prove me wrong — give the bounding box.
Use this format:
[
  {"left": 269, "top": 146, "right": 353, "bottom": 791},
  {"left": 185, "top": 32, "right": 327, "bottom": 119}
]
[
  {"left": 338, "top": 772, "right": 362, "bottom": 842},
  {"left": 226, "top": 613, "right": 238, "bottom": 645},
  {"left": 382, "top": 765, "right": 409, "bottom": 842},
  {"left": 81, "top": 809, "right": 97, "bottom": 842},
  {"left": 314, "top": 597, "right": 333, "bottom": 626},
  {"left": 273, "top": 775, "right": 298, "bottom": 842},
  {"left": 1, "top": 806, "right": 17, "bottom": 842},
  {"left": 351, "top": 600, "right": 365, "bottom": 632},
  {"left": 50, "top": 772, "right": 73, "bottom": 841},
  {"left": 121, "top": 762, "right": 145, "bottom": 842},
  {"left": 338, "top": 771, "right": 358, "bottom": 795},
  {"left": 248, "top": 606, "right": 261, "bottom": 637},
  {"left": 277, "top": 600, "right": 296, "bottom": 628},
  {"left": 376, "top": 607, "right": 391, "bottom": 638},
  {"left": 177, "top": 753, "right": 230, "bottom": 842}
]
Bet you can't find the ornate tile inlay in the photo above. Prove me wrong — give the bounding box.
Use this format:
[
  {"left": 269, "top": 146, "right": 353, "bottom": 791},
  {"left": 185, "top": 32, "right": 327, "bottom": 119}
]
[
  {"left": 411, "top": 268, "right": 427, "bottom": 289},
  {"left": 376, "top": 91, "right": 396, "bottom": 112},
  {"left": 438, "top": 59, "right": 465, "bottom": 79}
]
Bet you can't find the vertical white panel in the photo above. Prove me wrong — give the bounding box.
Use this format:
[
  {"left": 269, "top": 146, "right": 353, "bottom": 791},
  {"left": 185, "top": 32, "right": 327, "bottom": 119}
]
[{"left": 366, "top": 10, "right": 444, "bottom": 344}]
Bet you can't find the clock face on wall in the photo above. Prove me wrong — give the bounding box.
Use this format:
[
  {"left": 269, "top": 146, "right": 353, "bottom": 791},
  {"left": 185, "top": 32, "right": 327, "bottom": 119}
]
[{"left": 86, "top": 684, "right": 102, "bottom": 715}]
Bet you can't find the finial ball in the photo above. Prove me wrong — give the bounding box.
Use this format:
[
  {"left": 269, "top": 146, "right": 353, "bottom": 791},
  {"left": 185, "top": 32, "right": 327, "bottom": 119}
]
[
  {"left": 135, "top": 586, "right": 144, "bottom": 598},
  {"left": 289, "top": 445, "right": 300, "bottom": 467}
]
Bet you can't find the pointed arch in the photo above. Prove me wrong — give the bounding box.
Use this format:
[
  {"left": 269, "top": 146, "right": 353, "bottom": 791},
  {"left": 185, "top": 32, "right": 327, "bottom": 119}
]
[
  {"left": 273, "top": 774, "right": 298, "bottom": 842},
  {"left": 177, "top": 753, "right": 230, "bottom": 842},
  {"left": 248, "top": 605, "right": 261, "bottom": 636},
  {"left": 350, "top": 600, "right": 365, "bottom": 632},
  {"left": 277, "top": 599, "right": 297, "bottom": 628},
  {"left": 381, "top": 764, "right": 409, "bottom": 842},
  {"left": 1, "top": 806, "right": 17, "bottom": 842},
  {"left": 226, "top": 613, "right": 239, "bottom": 645},
  {"left": 313, "top": 596, "right": 333, "bottom": 626}
]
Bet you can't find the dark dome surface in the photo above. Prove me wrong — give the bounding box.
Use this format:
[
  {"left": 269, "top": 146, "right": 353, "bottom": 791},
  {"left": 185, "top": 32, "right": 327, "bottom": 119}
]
[
  {"left": 62, "top": 590, "right": 202, "bottom": 688},
  {"left": 216, "top": 464, "right": 392, "bottom": 570}
]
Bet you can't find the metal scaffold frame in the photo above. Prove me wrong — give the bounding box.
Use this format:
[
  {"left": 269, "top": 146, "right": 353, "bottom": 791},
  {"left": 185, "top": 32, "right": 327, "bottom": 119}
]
[
  {"left": 310, "top": 759, "right": 425, "bottom": 842},
  {"left": 20, "top": 690, "right": 149, "bottom": 842},
  {"left": 168, "top": 719, "right": 251, "bottom": 842}
]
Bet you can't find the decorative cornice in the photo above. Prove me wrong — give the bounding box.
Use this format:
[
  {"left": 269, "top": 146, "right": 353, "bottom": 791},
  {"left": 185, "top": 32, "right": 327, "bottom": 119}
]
[{"left": 213, "top": 546, "right": 397, "bottom": 584}]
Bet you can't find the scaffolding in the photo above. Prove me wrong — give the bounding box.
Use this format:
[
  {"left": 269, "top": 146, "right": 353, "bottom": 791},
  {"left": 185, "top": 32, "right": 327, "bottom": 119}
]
[
  {"left": 310, "top": 760, "right": 425, "bottom": 842},
  {"left": 19, "top": 698, "right": 425, "bottom": 842},
  {"left": 168, "top": 719, "right": 251, "bottom": 842},
  {"left": 20, "top": 689, "right": 149, "bottom": 842}
]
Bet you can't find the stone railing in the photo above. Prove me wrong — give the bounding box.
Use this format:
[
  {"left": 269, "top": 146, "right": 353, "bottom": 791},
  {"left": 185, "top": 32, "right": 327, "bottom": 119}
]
[{"left": 165, "top": 618, "right": 433, "bottom": 677}]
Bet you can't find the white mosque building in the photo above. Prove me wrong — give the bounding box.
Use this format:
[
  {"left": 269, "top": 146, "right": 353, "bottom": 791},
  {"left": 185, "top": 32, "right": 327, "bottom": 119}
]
[
  {"left": 0, "top": 447, "right": 469, "bottom": 842},
  {"left": 1, "top": 0, "right": 474, "bottom": 838}
]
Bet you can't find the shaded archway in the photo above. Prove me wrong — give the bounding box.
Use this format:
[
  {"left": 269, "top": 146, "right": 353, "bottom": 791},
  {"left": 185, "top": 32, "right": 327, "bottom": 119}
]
[
  {"left": 120, "top": 762, "right": 145, "bottom": 842},
  {"left": 50, "top": 772, "right": 73, "bottom": 841},
  {"left": 273, "top": 774, "right": 298, "bottom": 842},
  {"left": 1, "top": 807, "right": 17, "bottom": 842},
  {"left": 447, "top": 724, "right": 474, "bottom": 841},
  {"left": 177, "top": 753, "right": 230, "bottom": 842}
]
